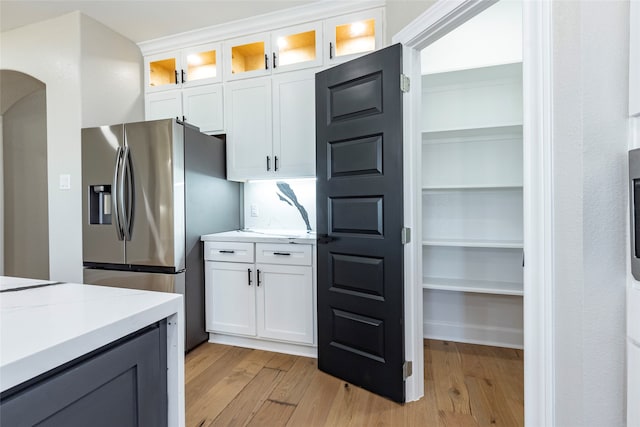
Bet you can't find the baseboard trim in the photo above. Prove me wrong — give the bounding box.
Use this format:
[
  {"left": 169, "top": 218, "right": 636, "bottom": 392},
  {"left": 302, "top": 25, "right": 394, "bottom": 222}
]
[
  {"left": 423, "top": 320, "right": 524, "bottom": 349},
  {"left": 208, "top": 333, "right": 318, "bottom": 358}
]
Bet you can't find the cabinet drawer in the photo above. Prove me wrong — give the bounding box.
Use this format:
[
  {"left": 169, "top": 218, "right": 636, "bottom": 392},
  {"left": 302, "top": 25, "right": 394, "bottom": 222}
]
[
  {"left": 204, "top": 241, "right": 254, "bottom": 262},
  {"left": 255, "top": 243, "right": 312, "bottom": 266}
]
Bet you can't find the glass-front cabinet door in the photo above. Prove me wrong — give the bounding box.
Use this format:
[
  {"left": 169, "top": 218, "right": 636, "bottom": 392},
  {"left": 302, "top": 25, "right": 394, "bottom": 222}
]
[
  {"left": 224, "top": 34, "right": 271, "bottom": 81},
  {"left": 324, "top": 8, "right": 383, "bottom": 64},
  {"left": 181, "top": 42, "right": 222, "bottom": 87},
  {"left": 271, "top": 22, "right": 323, "bottom": 73},
  {"left": 144, "top": 43, "right": 221, "bottom": 92},
  {"left": 145, "top": 51, "right": 180, "bottom": 92}
]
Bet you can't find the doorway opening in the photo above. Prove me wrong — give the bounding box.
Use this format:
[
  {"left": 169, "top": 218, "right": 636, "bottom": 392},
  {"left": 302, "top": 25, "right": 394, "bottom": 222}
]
[{"left": 0, "top": 70, "right": 50, "bottom": 279}]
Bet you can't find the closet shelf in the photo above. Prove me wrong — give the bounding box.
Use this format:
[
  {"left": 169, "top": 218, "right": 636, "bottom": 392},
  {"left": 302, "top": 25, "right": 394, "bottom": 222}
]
[
  {"left": 422, "top": 277, "right": 524, "bottom": 296},
  {"left": 422, "top": 184, "right": 523, "bottom": 191},
  {"left": 422, "top": 239, "right": 523, "bottom": 249},
  {"left": 421, "top": 124, "right": 523, "bottom": 142}
]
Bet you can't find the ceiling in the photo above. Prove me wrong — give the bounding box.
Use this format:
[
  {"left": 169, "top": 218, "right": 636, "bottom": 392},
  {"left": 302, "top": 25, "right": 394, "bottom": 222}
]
[{"left": 0, "top": 1, "right": 317, "bottom": 44}]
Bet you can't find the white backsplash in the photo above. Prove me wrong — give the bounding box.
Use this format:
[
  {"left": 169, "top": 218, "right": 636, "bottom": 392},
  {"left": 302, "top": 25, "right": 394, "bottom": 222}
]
[{"left": 243, "top": 179, "right": 316, "bottom": 231}]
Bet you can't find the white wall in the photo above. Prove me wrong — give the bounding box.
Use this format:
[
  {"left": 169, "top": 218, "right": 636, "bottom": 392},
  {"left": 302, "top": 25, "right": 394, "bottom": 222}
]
[
  {"left": 385, "top": 0, "right": 436, "bottom": 45},
  {"left": 0, "top": 13, "right": 83, "bottom": 282},
  {"left": 0, "top": 115, "right": 3, "bottom": 275},
  {"left": 80, "top": 14, "right": 143, "bottom": 127},
  {"left": 552, "top": 1, "right": 629, "bottom": 425},
  {"left": 0, "top": 12, "right": 144, "bottom": 282},
  {"left": 3, "top": 89, "right": 49, "bottom": 280},
  {"left": 420, "top": 0, "right": 522, "bottom": 74}
]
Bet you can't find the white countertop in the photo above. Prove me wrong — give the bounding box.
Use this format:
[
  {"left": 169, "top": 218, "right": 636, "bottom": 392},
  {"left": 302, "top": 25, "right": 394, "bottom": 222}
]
[
  {"left": 0, "top": 277, "right": 183, "bottom": 393},
  {"left": 201, "top": 229, "right": 317, "bottom": 244}
]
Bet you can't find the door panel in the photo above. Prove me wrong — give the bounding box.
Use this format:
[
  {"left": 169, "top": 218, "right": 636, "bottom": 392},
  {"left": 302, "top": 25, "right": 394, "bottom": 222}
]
[
  {"left": 124, "top": 119, "right": 184, "bottom": 269},
  {"left": 81, "top": 125, "right": 126, "bottom": 265},
  {"left": 316, "top": 44, "right": 404, "bottom": 402}
]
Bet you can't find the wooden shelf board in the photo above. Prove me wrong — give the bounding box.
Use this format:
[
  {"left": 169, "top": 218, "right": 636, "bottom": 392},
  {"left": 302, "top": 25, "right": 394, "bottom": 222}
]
[
  {"left": 422, "top": 277, "right": 524, "bottom": 296},
  {"left": 422, "top": 185, "right": 523, "bottom": 191},
  {"left": 422, "top": 239, "right": 524, "bottom": 249}
]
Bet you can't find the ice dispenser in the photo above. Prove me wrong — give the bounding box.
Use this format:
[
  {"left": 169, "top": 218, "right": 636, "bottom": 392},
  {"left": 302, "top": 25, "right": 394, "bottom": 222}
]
[{"left": 89, "top": 184, "right": 112, "bottom": 225}]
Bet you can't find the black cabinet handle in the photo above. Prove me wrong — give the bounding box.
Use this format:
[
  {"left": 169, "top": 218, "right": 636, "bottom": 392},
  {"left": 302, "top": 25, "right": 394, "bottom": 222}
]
[
  {"left": 274, "top": 156, "right": 278, "bottom": 171},
  {"left": 248, "top": 268, "right": 252, "bottom": 286},
  {"left": 219, "top": 250, "right": 235, "bottom": 254},
  {"left": 267, "top": 156, "right": 271, "bottom": 171},
  {"left": 181, "top": 69, "right": 186, "bottom": 83},
  {"left": 329, "top": 42, "right": 334, "bottom": 59},
  {"left": 182, "top": 115, "right": 186, "bottom": 122},
  {"left": 265, "top": 54, "right": 269, "bottom": 70},
  {"left": 174, "top": 70, "right": 179, "bottom": 84},
  {"left": 257, "top": 269, "right": 261, "bottom": 287},
  {"left": 273, "top": 252, "right": 291, "bottom": 256},
  {"left": 273, "top": 52, "right": 277, "bottom": 69}
]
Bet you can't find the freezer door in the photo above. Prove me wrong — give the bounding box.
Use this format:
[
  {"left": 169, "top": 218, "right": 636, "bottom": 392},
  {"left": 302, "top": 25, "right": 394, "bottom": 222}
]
[
  {"left": 124, "top": 119, "right": 185, "bottom": 269},
  {"left": 83, "top": 268, "right": 185, "bottom": 294},
  {"left": 81, "top": 125, "right": 126, "bottom": 265}
]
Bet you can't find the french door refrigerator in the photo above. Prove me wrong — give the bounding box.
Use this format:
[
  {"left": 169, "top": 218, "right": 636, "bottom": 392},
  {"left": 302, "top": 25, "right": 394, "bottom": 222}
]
[{"left": 81, "top": 118, "right": 240, "bottom": 351}]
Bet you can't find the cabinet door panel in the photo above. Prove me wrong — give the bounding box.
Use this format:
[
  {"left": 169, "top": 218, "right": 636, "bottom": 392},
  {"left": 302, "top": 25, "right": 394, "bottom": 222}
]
[
  {"left": 226, "top": 78, "right": 273, "bottom": 180},
  {"left": 182, "top": 85, "right": 224, "bottom": 133},
  {"left": 224, "top": 33, "right": 271, "bottom": 81},
  {"left": 256, "top": 264, "right": 313, "bottom": 344},
  {"left": 182, "top": 42, "right": 222, "bottom": 87},
  {"left": 205, "top": 261, "right": 256, "bottom": 336},
  {"left": 145, "top": 90, "right": 182, "bottom": 121},
  {"left": 324, "top": 9, "right": 383, "bottom": 64},
  {"left": 272, "top": 22, "right": 323, "bottom": 73},
  {"left": 145, "top": 51, "right": 181, "bottom": 93},
  {"left": 272, "top": 71, "right": 316, "bottom": 178}
]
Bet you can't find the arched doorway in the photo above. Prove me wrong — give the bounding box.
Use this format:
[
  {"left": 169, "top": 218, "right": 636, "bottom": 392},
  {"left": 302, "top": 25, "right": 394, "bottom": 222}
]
[{"left": 0, "top": 70, "right": 49, "bottom": 280}]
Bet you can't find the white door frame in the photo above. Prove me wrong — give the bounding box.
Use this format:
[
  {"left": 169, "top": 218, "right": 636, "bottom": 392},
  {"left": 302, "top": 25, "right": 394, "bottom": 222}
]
[{"left": 394, "top": 1, "right": 555, "bottom": 425}]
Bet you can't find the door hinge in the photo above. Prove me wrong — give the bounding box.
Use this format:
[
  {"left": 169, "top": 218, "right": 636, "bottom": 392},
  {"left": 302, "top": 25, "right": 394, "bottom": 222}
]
[
  {"left": 403, "top": 361, "right": 413, "bottom": 379},
  {"left": 400, "top": 74, "right": 410, "bottom": 93},
  {"left": 401, "top": 227, "right": 411, "bottom": 245}
]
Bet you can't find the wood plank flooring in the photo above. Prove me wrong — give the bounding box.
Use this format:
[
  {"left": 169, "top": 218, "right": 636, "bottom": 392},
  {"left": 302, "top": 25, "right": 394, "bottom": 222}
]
[{"left": 185, "top": 340, "right": 524, "bottom": 427}]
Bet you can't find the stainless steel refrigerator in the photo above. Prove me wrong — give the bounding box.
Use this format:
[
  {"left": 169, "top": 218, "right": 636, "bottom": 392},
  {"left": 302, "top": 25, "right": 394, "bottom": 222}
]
[{"left": 81, "top": 118, "right": 240, "bottom": 351}]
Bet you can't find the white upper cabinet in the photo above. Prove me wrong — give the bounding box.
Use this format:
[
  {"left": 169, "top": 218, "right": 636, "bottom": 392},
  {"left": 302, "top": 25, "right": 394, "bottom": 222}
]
[
  {"left": 271, "top": 22, "right": 323, "bottom": 73},
  {"left": 144, "top": 42, "right": 222, "bottom": 92},
  {"left": 224, "top": 21, "right": 323, "bottom": 81},
  {"left": 226, "top": 71, "right": 315, "bottom": 181},
  {"left": 145, "top": 84, "right": 224, "bottom": 134},
  {"left": 324, "top": 9, "right": 383, "bottom": 64},
  {"left": 224, "top": 33, "right": 272, "bottom": 81},
  {"left": 226, "top": 78, "right": 273, "bottom": 179},
  {"left": 271, "top": 70, "right": 316, "bottom": 178}
]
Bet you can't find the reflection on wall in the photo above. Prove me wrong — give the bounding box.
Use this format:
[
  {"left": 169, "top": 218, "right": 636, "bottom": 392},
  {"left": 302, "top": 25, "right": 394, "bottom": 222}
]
[{"left": 244, "top": 179, "right": 316, "bottom": 231}]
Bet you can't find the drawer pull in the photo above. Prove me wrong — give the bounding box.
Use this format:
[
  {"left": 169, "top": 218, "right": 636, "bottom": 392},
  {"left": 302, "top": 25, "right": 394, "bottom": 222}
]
[
  {"left": 219, "top": 250, "right": 235, "bottom": 254},
  {"left": 257, "top": 269, "right": 261, "bottom": 287},
  {"left": 273, "top": 252, "right": 291, "bottom": 256},
  {"left": 248, "top": 268, "right": 252, "bottom": 286}
]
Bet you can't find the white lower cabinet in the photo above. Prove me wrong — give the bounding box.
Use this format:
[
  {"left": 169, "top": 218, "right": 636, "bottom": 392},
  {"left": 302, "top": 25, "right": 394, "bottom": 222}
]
[
  {"left": 205, "top": 261, "right": 256, "bottom": 336},
  {"left": 257, "top": 263, "right": 313, "bottom": 344},
  {"left": 204, "top": 241, "right": 315, "bottom": 353}
]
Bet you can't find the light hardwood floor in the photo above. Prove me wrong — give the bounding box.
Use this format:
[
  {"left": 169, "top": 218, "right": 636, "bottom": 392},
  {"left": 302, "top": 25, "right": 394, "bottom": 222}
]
[{"left": 185, "top": 340, "right": 524, "bottom": 427}]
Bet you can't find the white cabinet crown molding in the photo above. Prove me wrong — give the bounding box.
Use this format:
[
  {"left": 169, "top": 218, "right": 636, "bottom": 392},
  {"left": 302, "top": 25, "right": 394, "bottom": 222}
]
[{"left": 138, "top": 0, "right": 385, "bottom": 56}]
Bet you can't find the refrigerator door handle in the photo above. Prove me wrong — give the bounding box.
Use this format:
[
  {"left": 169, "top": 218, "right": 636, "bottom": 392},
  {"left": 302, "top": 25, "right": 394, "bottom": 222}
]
[
  {"left": 122, "top": 145, "right": 134, "bottom": 241},
  {"left": 112, "top": 147, "right": 125, "bottom": 241}
]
